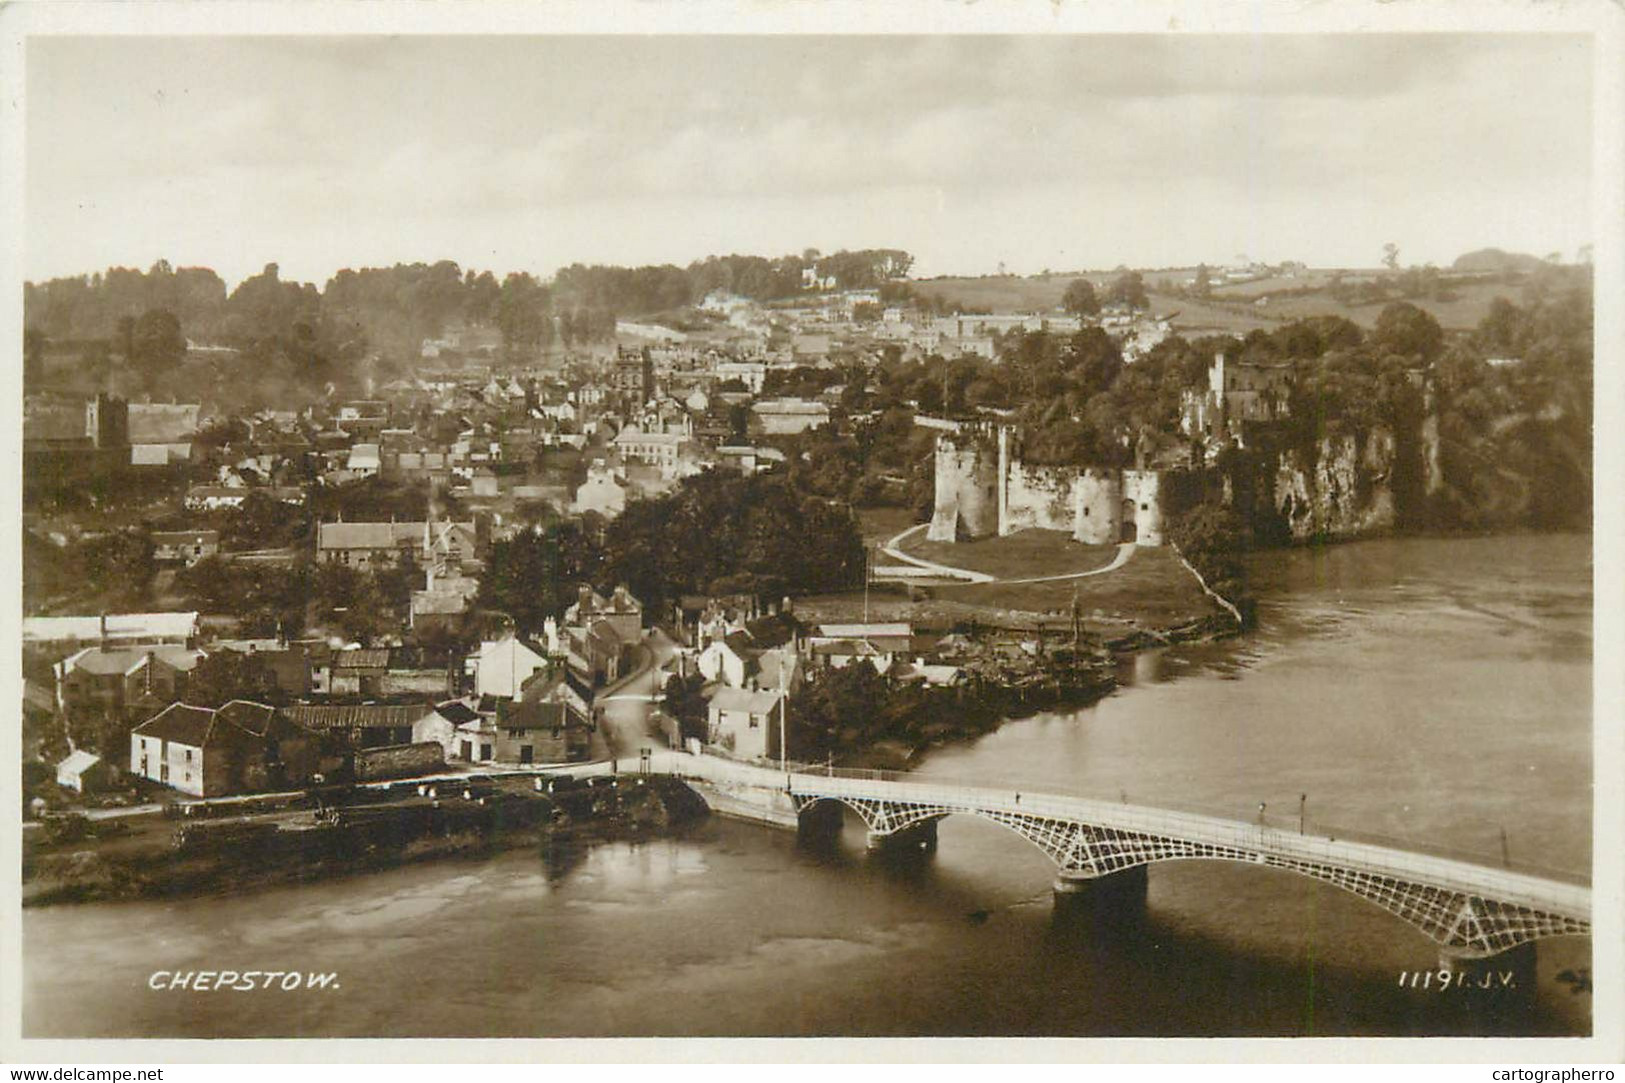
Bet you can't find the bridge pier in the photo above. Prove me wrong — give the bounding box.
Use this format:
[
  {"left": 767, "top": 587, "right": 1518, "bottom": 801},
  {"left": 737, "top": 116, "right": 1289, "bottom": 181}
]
[
  {"left": 796, "top": 799, "right": 844, "bottom": 846},
  {"left": 1436, "top": 941, "right": 1538, "bottom": 1001},
  {"left": 867, "top": 819, "right": 939, "bottom": 854},
  {"left": 1053, "top": 866, "right": 1148, "bottom": 923}
]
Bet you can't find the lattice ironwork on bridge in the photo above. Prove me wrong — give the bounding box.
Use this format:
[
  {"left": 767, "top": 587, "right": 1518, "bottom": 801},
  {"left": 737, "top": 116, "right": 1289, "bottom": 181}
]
[{"left": 792, "top": 793, "right": 1590, "bottom": 957}]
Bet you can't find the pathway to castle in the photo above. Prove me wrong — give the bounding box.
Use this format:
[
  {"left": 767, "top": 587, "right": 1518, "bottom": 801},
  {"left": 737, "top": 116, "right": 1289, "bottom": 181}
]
[{"left": 878, "top": 524, "right": 1137, "bottom": 585}]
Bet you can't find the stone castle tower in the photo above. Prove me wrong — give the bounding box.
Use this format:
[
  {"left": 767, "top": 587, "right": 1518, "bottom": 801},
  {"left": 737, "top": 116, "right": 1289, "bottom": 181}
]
[{"left": 927, "top": 424, "right": 1179, "bottom": 547}]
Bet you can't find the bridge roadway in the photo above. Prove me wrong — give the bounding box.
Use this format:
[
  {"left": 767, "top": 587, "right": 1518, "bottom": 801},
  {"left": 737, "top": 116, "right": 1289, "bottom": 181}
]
[{"left": 614, "top": 750, "right": 1591, "bottom": 962}]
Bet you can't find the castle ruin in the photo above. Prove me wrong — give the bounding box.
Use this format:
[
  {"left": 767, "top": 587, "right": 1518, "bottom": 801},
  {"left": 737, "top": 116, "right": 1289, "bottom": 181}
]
[{"left": 927, "top": 424, "right": 1198, "bottom": 547}]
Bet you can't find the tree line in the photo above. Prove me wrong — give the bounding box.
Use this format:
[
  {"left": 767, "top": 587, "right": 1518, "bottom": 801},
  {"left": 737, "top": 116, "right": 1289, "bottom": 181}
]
[{"left": 479, "top": 471, "right": 866, "bottom": 635}]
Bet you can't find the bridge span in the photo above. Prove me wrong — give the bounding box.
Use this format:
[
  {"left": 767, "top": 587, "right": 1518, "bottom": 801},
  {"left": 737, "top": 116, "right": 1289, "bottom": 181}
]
[{"left": 646, "top": 752, "right": 1590, "bottom": 966}]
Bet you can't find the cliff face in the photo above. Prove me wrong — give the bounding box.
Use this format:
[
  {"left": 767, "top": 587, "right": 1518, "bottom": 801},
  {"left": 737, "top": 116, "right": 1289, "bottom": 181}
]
[{"left": 1271, "top": 426, "right": 1399, "bottom": 542}]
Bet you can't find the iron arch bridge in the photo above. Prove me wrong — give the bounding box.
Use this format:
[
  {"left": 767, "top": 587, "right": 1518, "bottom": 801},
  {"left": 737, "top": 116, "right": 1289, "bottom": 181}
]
[{"left": 738, "top": 769, "right": 1590, "bottom": 960}]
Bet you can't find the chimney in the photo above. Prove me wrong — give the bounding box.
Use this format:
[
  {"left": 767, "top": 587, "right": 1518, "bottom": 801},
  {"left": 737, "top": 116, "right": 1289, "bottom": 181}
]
[{"left": 99, "top": 613, "right": 109, "bottom": 652}]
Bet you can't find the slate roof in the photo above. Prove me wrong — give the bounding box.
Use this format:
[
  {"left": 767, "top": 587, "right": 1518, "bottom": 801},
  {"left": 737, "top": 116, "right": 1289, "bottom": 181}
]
[
  {"left": 433, "top": 700, "right": 481, "bottom": 726},
  {"left": 494, "top": 700, "right": 589, "bottom": 731},
  {"left": 214, "top": 700, "right": 279, "bottom": 737},
  {"left": 707, "top": 686, "right": 783, "bottom": 715},
  {"left": 331, "top": 648, "right": 391, "bottom": 671},
  {"left": 133, "top": 703, "right": 219, "bottom": 746},
  {"left": 282, "top": 704, "right": 429, "bottom": 731}
]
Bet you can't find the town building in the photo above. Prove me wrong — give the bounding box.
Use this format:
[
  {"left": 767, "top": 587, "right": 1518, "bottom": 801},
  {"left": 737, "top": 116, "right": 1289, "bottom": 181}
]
[
  {"left": 316, "top": 519, "right": 478, "bottom": 570},
  {"left": 492, "top": 700, "right": 593, "bottom": 764},
  {"left": 281, "top": 703, "right": 426, "bottom": 750},
  {"left": 611, "top": 426, "right": 687, "bottom": 470},
  {"left": 572, "top": 463, "right": 628, "bottom": 519},
  {"left": 563, "top": 585, "right": 644, "bottom": 642},
  {"left": 54, "top": 644, "right": 202, "bottom": 725},
  {"left": 24, "top": 612, "right": 199, "bottom": 660},
  {"left": 152, "top": 530, "right": 220, "bottom": 566},
  {"left": 471, "top": 634, "right": 552, "bottom": 701},
  {"left": 127, "top": 402, "right": 200, "bottom": 466},
  {"left": 706, "top": 686, "right": 785, "bottom": 761},
  {"left": 751, "top": 398, "right": 831, "bottom": 435},
  {"left": 56, "top": 749, "right": 112, "bottom": 793},
  {"left": 130, "top": 700, "right": 323, "bottom": 796},
  {"left": 411, "top": 699, "right": 482, "bottom": 760},
  {"left": 1179, "top": 352, "right": 1293, "bottom": 447}
]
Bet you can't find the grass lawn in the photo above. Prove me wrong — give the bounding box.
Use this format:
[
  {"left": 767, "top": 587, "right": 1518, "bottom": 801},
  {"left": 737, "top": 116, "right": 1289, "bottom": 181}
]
[
  {"left": 934, "top": 546, "right": 1214, "bottom": 626},
  {"left": 855, "top": 505, "right": 921, "bottom": 548},
  {"left": 898, "top": 527, "right": 1118, "bottom": 579},
  {"left": 796, "top": 544, "right": 1217, "bottom": 631}
]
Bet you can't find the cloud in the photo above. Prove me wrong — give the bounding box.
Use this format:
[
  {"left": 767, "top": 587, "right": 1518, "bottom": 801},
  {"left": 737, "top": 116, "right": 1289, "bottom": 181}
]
[{"left": 22, "top": 34, "right": 1593, "bottom": 285}]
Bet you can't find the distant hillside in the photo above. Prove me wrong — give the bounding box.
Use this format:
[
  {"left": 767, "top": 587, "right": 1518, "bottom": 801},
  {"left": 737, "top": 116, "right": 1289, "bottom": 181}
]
[{"left": 1452, "top": 248, "right": 1549, "bottom": 274}]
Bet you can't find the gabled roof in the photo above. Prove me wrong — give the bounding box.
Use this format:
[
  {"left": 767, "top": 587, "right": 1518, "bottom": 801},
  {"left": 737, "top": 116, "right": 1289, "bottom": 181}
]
[
  {"left": 745, "top": 613, "right": 800, "bottom": 650},
  {"left": 707, "top": 686, "right": 783, "bottom": 715},
  {"left": 214, "top": 699, "right": 279, "bottom": 737},
  {"left": 586, "top": 619, "right": 626, "bottom": 650},
  {"left": 494, "top": 699, "right": 589, "bottom": 731},
  {"left": 433, "top": 700, "right": 481, "bottom": 726},
  {"left": 133, "top": 703, "right": 218, "bottom": 746},
  {"left": 61, "top": 646, "right": 146, "bottom": 677},
  {"left": 58, "top": 750, "right": 103, "bottom": 775}
]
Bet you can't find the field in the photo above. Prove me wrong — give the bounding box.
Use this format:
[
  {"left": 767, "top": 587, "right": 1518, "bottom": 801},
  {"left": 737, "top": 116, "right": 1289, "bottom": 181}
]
[
  {"left": 898, "top": 527, "right": 1118, "bottom": 580},
  {"left": 909, "top": 274, "right": 1100, "bottom": 313},
  {"left": 907, "top": 270, "right": 1522, "bottom": 335}
]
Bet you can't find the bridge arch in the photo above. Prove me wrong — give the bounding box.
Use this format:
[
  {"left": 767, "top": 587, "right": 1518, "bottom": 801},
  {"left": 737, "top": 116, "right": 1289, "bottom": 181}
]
[{"left": 792, "top": 795, "right": 1589, "bottom": 957}]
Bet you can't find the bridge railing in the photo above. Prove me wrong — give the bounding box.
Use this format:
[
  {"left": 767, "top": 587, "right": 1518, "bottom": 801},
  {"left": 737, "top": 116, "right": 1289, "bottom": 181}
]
[
  {"left": 785, "top": 772, "right": 1590, "bottom": 916},
  {"left": 772, "top": 762, "right": 1589, "bottom": 886},
  {"left": 664, "top": 754, "right": 1588, "bottom": 908}
]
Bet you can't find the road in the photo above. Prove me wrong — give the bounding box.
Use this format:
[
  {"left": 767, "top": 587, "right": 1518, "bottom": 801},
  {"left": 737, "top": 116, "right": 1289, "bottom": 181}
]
[
  {"left": 880, "top": 524, "right": 1136, "bottom": 585},
  {"left": 590, "top": 628, "right": 682, "bottom": 759}
]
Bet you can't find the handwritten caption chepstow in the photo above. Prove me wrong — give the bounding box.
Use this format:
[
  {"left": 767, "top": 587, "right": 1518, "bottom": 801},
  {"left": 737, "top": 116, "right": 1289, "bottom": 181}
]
[{"left": 147, "top": 970, "right": 340, "bottom": 992}]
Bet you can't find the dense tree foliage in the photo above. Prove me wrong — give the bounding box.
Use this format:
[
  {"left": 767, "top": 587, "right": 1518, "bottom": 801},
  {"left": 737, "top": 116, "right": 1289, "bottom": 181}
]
[
  {"left": 1168, "top": 502, "right": 1251, "bottom": 605},
  {"left": 186, "top": 651, "right": 285, "bottom": 708},
  {"left": 1061, "top": 277, "right": 1101, "bottom": 318},
  {"left": 174, "top": 558, "right": 311, "bottom": 638},
  {"left": 478, "top": 521, "right": 600, "bottom": 634},
  {"left": 25, "top": 248, "right": 917, "bottom": 400},
  {"left": 1106, "top": 270, "right": 1149, "bottom": 311},
  {"left": 599, "top": 472, "right": 865, "bottom": 614}
]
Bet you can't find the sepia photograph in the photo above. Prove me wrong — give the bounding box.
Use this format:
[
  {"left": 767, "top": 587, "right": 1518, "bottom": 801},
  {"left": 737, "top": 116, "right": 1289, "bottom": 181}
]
[{"left": 3, "top": 2, "right": 1619, "bottom": 1062}]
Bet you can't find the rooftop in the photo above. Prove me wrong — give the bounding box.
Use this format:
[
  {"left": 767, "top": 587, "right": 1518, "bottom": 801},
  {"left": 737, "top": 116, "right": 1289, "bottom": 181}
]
[
  {"left": 24, "top": 612, "right": 198, "bottom": 645},
  {"left": 707, "top": 686, "right": 783, "bottom": 715}
]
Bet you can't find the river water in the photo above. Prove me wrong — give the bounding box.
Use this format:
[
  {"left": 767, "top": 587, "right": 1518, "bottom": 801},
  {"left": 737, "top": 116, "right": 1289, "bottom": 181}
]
[{"left": 23, "top": 535, "right": 1594, "bottom": 1038}]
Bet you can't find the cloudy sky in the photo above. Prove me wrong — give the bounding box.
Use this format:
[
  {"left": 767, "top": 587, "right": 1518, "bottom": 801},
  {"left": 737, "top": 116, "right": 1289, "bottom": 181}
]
[{"left": 24, "top": 33, "right": 1594, "bottom": 287}]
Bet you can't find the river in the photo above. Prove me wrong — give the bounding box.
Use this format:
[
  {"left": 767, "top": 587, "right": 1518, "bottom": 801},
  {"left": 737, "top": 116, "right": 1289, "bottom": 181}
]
[{"left": 22, "top": 534, "right": 1593, "bottom": 1038}]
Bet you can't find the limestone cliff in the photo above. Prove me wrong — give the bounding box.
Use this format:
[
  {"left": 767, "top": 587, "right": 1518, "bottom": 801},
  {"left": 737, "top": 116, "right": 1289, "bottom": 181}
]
[{"left": 1271, "top": 426, "right": 1400, "bottom": 542}]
